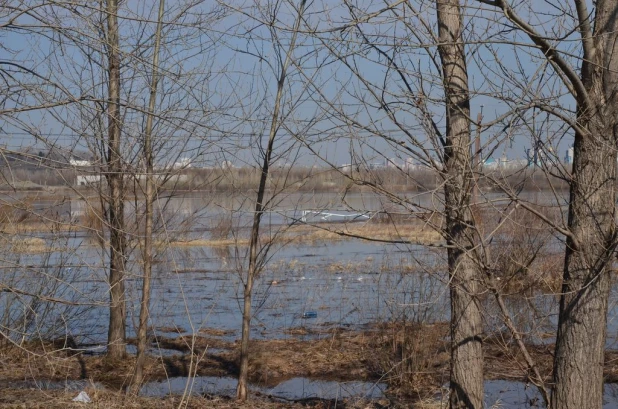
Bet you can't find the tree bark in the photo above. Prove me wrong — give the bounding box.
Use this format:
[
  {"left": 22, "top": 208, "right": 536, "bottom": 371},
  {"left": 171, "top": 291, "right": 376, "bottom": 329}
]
[
  {"left": 551, "top": 126, "right": 616, "bottom": 409},
  {"left": 549, "top": 2, "right": 618, "bottom": 408},
  {"left": 105, "top": 0, "right": 127, "bottom": 360},
  {"left": 436, "top": 1, "right": 483, "bottom": 408}
]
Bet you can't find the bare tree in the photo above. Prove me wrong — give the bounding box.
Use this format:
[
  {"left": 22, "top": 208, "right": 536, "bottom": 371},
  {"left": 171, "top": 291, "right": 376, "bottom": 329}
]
[
  {"left": 290, "top": 2, "right": 487, "bottom": 405},
  {"left": 130, "top": 0, "right": 165, "bottom": 391},
  {"left": 227, "top": 0, "right": 309, "bottom": 400},
  {"left": 436, "top": 1, "right": 483, "bottom": 407},
  {"left": 474, "top": 1, "right": 618, "bottom": 407},
  {"left": 104, "top": 0, "right": 128, "bottom": 360},
  {"left": 2, "top": 3, "right": 131, "bottom": 362},
  {"left": 289, "top": 1, "right": 564, "bottom": 405},
  {"left": 16, "top": 0, "right": 229, "bottom": 362}
]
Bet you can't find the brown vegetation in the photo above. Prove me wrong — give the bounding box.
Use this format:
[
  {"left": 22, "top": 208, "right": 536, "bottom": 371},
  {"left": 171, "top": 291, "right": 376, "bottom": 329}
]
[
  {"left": 0, "top": 165, "right": 573, "bottom": 195},
  {"left": 0, "top": 388, "right": 387, "bottom": 409},
  {"left": 285, "top": 222, "right": 442, "bottom": 246},
  {"left": 9, "top": 319, "right": 618, "bottom": 407}
]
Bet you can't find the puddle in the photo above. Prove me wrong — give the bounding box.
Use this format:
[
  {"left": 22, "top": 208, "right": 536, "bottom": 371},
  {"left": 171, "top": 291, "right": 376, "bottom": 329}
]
[
  {"left": 483, "top": 380, "right": 618, "bottom": 408},
  {"left": 0, "top": 379, "right": 105, "bottom": 392},
  {"left": 126, "top": 344, "right": 183, "bottom": 357},
  {"left": 264, "top": 377, "right": 385, "bottom": 400},
  {"left": 203, "top": 347, "right": 228, "bottom": 355},
  {"left": 141, "top": 376, "right": 237, "bottom": 397},
  {"left": 140, "top": 376, "right": 386, "bottom": 400}
]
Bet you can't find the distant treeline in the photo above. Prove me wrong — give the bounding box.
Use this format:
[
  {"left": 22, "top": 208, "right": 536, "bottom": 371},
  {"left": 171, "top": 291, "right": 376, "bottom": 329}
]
[{"left": 0, "top": 160, "right": 570, "bottom": 193}]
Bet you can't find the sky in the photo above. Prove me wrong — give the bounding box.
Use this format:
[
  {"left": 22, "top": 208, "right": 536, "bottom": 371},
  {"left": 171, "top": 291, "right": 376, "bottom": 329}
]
[{"left": 0, "top": 0, "right": 581, "bottom": 168}]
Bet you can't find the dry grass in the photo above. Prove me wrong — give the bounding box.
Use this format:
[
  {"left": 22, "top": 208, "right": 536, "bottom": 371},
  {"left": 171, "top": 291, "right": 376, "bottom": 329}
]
[
  {"left": 6, "top": 237, "right": 48, "bottom": 253},
  {"left": 0, "top": 337, "right": 391, "bottom": 408},
  {"left": 152, "top": 221, "right": 442, "bottom": 248},
  {"left": 154, "top": 334, "right": 235, "bottom": 353},
  {"left": 0, "top": 222, "right": 73, "bottom": 234},
  {"left": 0, "top": 236, "right": 68, "bottom": 254},
  {"left": 412, "top": 398, "right": 447, "bottom": 409},
  {"left": 164, "top": 238, "right": 248, "bottom": 248},
  {"left": 284, "top": 222, "right": 443, "bottom": 246},
  {"left": 0, "top": 221, "right": 440, "bottom": 251},
  {"left": 365, "top": 323, "right": 449, "bottom": 398},
  {"left": 197, "top": 328, "right": 236, "bottom": 337},
  {"left": 245, "top": 330, "right": 373, "bottom": 386},
  {"left": 8, "top": 325, "right": 618, "bottom": 407},
  {"left": 1, "top": 325, "right": 442, "bottom": 393},
  {"left": 484, "top": 207, "right": 564, "bottom": 294}
]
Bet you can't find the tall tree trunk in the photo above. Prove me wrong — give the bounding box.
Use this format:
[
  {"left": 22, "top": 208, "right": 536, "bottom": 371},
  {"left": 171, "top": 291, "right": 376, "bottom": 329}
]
[
  {"left": 436, "top": 1, "right": 483, "bottom": 408},
  {"left": 550, "top": 2, "right": 618, "bottom": 408},
  {"left": 105, "top": 0, "right": 127, "bottom": 360},
  {"left": 130, "top": 0, "right": 165, "bottom": 392},
  {"left": 551, "top": 125, "right": 616, "bottom": 409}
]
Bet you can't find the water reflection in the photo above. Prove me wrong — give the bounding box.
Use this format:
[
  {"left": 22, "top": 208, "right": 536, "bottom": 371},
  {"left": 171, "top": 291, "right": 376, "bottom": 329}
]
[
  {"left": 484, "top": 380, "right": 618, "bottom": 409},
  {"left": 140, "top": 376, "right": 386, "bottom": 400}
]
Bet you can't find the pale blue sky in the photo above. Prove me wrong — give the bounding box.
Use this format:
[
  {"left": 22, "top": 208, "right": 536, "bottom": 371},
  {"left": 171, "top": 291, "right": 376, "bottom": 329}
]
[{"left": 0, "top": 0, "right": 580, "bottom": 168}]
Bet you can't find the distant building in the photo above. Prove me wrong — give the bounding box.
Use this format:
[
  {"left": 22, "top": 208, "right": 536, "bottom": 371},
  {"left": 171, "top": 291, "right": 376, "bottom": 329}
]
[
  {"left": 367, "top": 162, "right": 385, "bottom": 170},
  {"left": 564, "top": 146, "right": 574, "bottom": 164},
  {"left": 483, "top": 156, "right": 527, "bottom": 171},
  {"left": 483, "top": 157, "right": 498, "bottom": 170},
  {"left": 173, "top": 157, "right": 192, "bottom": 169},
  {"left": 404, "top": 157, "right": 416, "bottom": 171},
  {"left": 527, "top": 144, "right": 557, "bottom": 167},
  {"left": 76, "top": 175, "right": 102, "bottom": 186},
  {"left": 386, "top": 158, "right": 400, "bottom": 169},
  {"left": 70, "top": 159, "right": 92, "bottom": 167}
]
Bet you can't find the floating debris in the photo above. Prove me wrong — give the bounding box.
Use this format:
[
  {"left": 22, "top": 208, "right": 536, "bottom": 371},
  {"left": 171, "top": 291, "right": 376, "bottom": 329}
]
[{"left": 72, "top": 391, "right": 91, "bottom": 403}]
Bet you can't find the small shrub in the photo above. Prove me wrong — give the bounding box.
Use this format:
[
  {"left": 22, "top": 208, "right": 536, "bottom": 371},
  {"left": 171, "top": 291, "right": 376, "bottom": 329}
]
[{"left": 211, "top": 215, "right": 233, "bottom": 240}]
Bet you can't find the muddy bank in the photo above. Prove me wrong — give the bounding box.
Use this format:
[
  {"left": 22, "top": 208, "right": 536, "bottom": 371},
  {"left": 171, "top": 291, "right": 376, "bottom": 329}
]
[
  {"left": 4, "top": 323, "right": 618, "bottom": 407},
  {"left": 0, "top": 388, "right": 389, "bottom": 409},
  {"left": 0, "top": 326, "right": 593, "bottom": 393}
]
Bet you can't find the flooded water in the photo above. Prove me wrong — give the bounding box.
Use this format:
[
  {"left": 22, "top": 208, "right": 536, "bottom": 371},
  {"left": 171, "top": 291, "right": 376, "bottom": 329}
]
[
  {"left": 6, "top": 191, "right": 618, "bottom": 406},
  {"left": 140, "top": 376, "right": 386, "bottom": 400},
  {"left": 5, "top": 199, "right": 618, "bottom": 350},
  {"left": 46, "top": 239, "right": 447, "bottom": 345},
  {"left": 0, "top": 379, "right": 105, "bottom": 392},
  {"left": 1, "top": 190, "right": 454, "bottom": 344},
  {"left": 484, "top": 380, "right": 618, "bottom": 408}
]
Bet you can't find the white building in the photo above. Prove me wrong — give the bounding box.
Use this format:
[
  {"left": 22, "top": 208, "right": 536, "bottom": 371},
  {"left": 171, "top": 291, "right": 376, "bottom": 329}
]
[
  {"left": 565, "top": 146, "right": 574, "bottom": 164},
  {"left": 76, "top": 175, "right": 102, "bottom": 186},
  {"left": 341, "top": 163, "right": 352, "bottom": 173},
  {"left": 70, "top": 159, "right": 92, "bottom": 167},
  {"left": 173, "top": 157, "right": 192, "bottom": 169}
]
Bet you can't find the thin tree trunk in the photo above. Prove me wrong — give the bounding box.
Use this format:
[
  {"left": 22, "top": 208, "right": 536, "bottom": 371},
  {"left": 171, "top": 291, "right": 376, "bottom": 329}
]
[
  {"left": 106, "top": 0, "right": 127, "bottom": 360},
  {"left": 130, "top": 0, "right": 165, "bottom": 392},
  {"left": 550, "top": 2, "right": 618, "bottom": 408},
  {"left": 236, "top": 0, "right": 306, "bottom": 401},
  {"left": 436, "top": 1, "right": 483, "bottom": 408}
]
